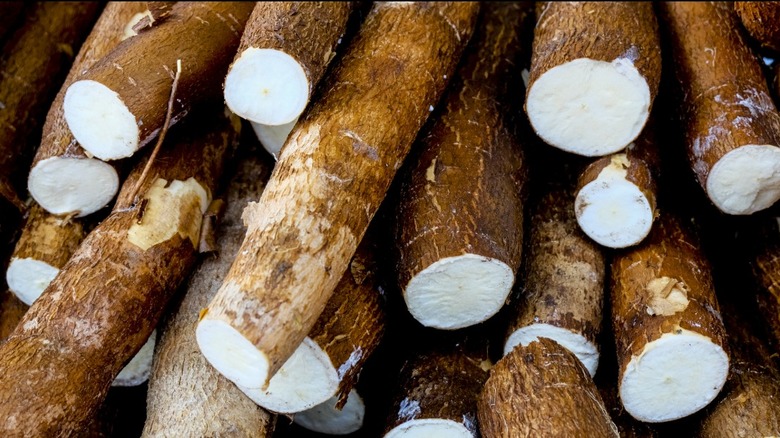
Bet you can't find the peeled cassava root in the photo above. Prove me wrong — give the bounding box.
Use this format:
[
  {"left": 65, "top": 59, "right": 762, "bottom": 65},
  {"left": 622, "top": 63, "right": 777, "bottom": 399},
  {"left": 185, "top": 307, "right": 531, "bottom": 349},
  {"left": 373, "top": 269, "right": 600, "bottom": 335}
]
[
  {"left": 525, "top": 2, "right": 661, "bottom": 157},
  {"left": 27, "top": 2, "right": 155, "bottom": 218},
  {"left": 196, "top": 1, "right": 479, "bottom": 391},
  {"left": 0, "top": 107, "right": 237, "bottom": 436},
  {"left": 479, "top": 338, "right": 619, "bottom": 437},
  {"left": 62, "top": 2, "right": 254, "bottom": 161},
  {"left": 734, "top": 2, "right": 780, "bottom": 53},
  {"left": 659, "top": 2, "right": 780, "bottom": 215},
  {"left": 0, "top": 1, "right": 101, "bottom": 211},
  {"left": 611, "top": 212, "right": 729, "bottom": 423},
  {"left": 394, "top": 2, "right": 529, "bottom": 330},
  {"left": 575, "top": 118, "right": 660, "bottom": 248},
  {"left": 142, "top": 147, "right": 275, "bottom": 438},
  {"left": 224, "top": 2, "right": 353, "bottom": 126},
  {"left": 504, "top": 183, "right": 605, "bottom": 377}
]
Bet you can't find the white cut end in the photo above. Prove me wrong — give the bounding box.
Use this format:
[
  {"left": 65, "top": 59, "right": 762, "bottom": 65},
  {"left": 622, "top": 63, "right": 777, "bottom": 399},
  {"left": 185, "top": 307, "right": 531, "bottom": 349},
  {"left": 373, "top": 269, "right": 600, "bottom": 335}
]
[
  {"left": 196, "top": 318, "right": 269, "bottom": 390},
  {"left": 404, "top": 254, "right": 514, "bottom": 330},
  {"left": 526, "top": 58, "right": 650, "bottom": 156},
  {"left": 620, "top": 329, "right": 729, "bottom": 423},
  {"left": 224, "top": 48, "right": 309, "bottom": 126},
  {"left": 238, "top": 337, "right": 339, "bottom": 414},
  {"left": 112, "top": 330, "right": 156, "bottom": 387},
  {"left": 575, "top": 155, "right": 653, "bottom": 248},
  {"left": 28, "top": 157, "right": 119, "bottom": 217},
  {"left": 385, "top": 419, "right": 473, "bottom": 438},
  {"left": 63, "top": 80, "right": 139, "bottom": 160},
  {"left": 706, "top": 144, "right": 780, "bottom": 215},
  {"left": 504, "top": 323, "right": 599, "bottom": 377},
  {"left": 250, "top": 117, "right": 298, "bottom": 160},
  {"left": 6, "top": 258, "right": 59, "bottom": 306},
  {"left": 294, "top": 389, "right": 365, "bottom": 435}
]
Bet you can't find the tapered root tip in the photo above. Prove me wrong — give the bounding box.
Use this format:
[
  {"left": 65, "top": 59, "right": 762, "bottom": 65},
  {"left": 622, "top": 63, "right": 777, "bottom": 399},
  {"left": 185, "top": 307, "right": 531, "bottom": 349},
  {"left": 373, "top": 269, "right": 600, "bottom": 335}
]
[
  {"left": 385, "top": 419, "right": 473, "bottom": 438},
  {"left": 196, "top": 318, "right": 270, "bottom": 390},
  {"left": 225, "top": 48, "right": 309, "bottom": 126},
  {"left": 6, "top": 258, "right": 59, "bottom": 306},
  {"left": 28, "top": 157, "right": 119, "bottom": 217},
  {"left": 63, "top": 80, "right": 139, "bottom": 161},
  {"left": 238, "top": 337, "right": 339, "bottom": 414},
  {"left": 706, "top": 144, "right": 780, "bottom": 215},
  {"left": 504, "top": 324, "right": 600, "bottom": 377},
  {"left": 526, "top": 58, "right": 650, "bottom": 156},
  {"left": 620, "top": 330, "right": 728, "bottom": 423},
  {"left": 294, "top": 389, "right": 365, "bottom": 435},
  {"left": 404, "top": 254, "right": 514, "bottom": 330}
]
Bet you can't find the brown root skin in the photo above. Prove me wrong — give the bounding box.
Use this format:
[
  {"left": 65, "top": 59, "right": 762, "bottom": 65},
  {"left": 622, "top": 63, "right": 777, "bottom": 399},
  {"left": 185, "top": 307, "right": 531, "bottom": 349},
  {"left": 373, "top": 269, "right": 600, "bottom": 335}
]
[
  {"left": 0, "top": 290, "right": 27, "bottom": 342},
  {"left": 659, "top": 2, "right": 780, "bottom": 215},
  {"left": 735, "top": 2, "right": 780, "bottom": 53},
  {"left": 0, "top": 2, "right": 101, "bottom": 210},
  {"left": 143, "top": 145, "right": 275, "bottom": 438},
  {"left": 479, "top": 338, "right": 618, "bottom": 438},
  {"left": 394, "top": 2, "right": 530, "bottom": 330},
  {"left": 198, "top": 1, "right": 479, "bottom": 390},
  {"left": 0, "top": 108, "right": 237, "bottom": 436}
]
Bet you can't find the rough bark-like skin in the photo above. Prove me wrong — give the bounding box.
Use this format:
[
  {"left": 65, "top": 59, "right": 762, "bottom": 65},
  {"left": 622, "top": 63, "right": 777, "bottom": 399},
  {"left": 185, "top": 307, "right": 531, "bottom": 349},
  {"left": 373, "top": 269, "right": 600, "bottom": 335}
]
[
  {"left": 394, "top": 2, "right": 530, "bottom": 304},
  {"left": 735, "top": 2, "right": 780, "bottom": 53},
  {"left": 506, "top": 185, "right": 605, "bottom": 350},
  {"left": 698, "top": 299, "right": 780, "bottom": 437},
  {"left": 527, "top": 2, "right": 661, "bottom": 110},
  {"left": 0, "top": 2, "right": 101, "bottom": 209},
  {"left": 143, "top": 147, "right": 275, "bottom": 438},
  {"left": 658, "top": 2, "right": 780, "bottom": 208},
  {"left": 0, "top": 108, "right": 237, "bottom": 437},
  {"left": 310, "top": 231, "right": 386, "bottom": 406},
  {"left": 611, "top": 212, "right": 728, "bottom": 391},
  {"left": 201, "top": 2, "right": 479, "bottom": 383},
  {"left": 384, "top": 342, "right": 489, "bottom": 435},
  {"left": 750, "top": 219, "right": 780, "bottom": 355},
  {"left": 9, "top": 203, "right": 86, "bottom": 273},
  {"left": 232, "top": 2, "right": 354, "bottom": 97},
  {"left": 479, "top": 338, "right": 619, "bottom": 437},
  {"left": 28, "top": 2, "right": 150, "bottom": 215},
  {"left": 0, "top": 289, "right": 26, "bottom": 341},
  {"left": 68, "top": 2, "right": 254, "bottom": 160},
  {"left": 0, "top": 2, "right": 24, "bottom": 45}
]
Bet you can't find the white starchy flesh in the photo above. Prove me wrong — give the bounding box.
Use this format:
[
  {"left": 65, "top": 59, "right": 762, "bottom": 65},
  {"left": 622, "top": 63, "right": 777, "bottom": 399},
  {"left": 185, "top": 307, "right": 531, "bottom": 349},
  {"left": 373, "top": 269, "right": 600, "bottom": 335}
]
[
  {"left": 384, "top": 419, "right": 473, "bottom": 438},
  {"left": 706, "top": 144, "right": 780, "bottom": 214},
  {"left": 238, "top": 337, "right": 339, "bottom": 414},
  {"left": 28, "top": 156, "right": 119, "bottom": 217},
  {"left": 224, "top": 48, "right": 309, "bottom": 126},
  {"left": 294, "top": 389, "right": 365, "bottom": 435},
  {"left": 63, "top": 80, "right": 139, "bottom": 160},
  {"left": 6, "top": 258, "right": 59, "bottom": 306},
  {"left": 195, "top": 318, "right": 270, "bottom": 390},
  {"left": 112, "top": 330, "right": 156, "bottom": 387},
  {"left": 250, "top": 117, "right": 299, "bottom": 160},
  {"left": 526, "top": 58, "right": 650, "bottom": 156},
  {"left": 504, "top": 323, "right": 599, "bottom": 377},
  {"left": 620, "top": 329, "right": 729, "bottom": 423},
  {"left": 575, "top": 154, "right": 653, "bottom": 248},
  {"left": 404, "top": 254, "right": 514, "bottom": 330}
]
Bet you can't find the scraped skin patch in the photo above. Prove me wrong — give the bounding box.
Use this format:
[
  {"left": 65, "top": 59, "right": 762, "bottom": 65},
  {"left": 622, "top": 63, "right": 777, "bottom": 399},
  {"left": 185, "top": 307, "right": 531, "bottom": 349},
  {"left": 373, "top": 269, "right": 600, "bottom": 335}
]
[
  {"left": 575, "top": 154, "right": 653, "bottom": 248},
  {"left": 385, "top": 419, "right": 473, "bottom": 438},
  {"left": 404, "top": 254, "right": 514, "bottom": 330},
  {"left": 238, "top": 337, "right": 339, "bottom": 414},
  {"left": 196, "top": 317, "right": 269, "bottom": 389},
  {"left": 224, "top": 48, "right": 309, "bottom": 125},
  {"left": 127, "top": 178, "right": 209, "bottom": 251},
  {"left": 527, "top": 58, "right": 650, "bottom": 156},
  {"left": 620, "top": 329, "right": 729, "bottom": 423},
  {"left": 6, "top": 258, "right": 59, "bottom": 306},
  {"left": 122, "top": 10, "right": 152, "bottom": 40},
  {"left": 645, "top": 277, "right": 689, "bottom": 316},
  {"left": 28, "top": 157, "right": 119, "bottom": 217},
  {"left": 64, "top": 80, "right": 139, "bottom": 160},
  {"left": 112, "top": 330, "right": 156, "bottom": 387},
  {"left": 504, "top": 324, "right": 600, "bottom": 377},
  {"left": 250, "top": 117, "right": 298, "bottom": 160},
  {"left": 706, "top": 144, "right": 780, "bottom": 214},
  {"left": 294, "top": 389, "right": 365, "bottom": 434}
]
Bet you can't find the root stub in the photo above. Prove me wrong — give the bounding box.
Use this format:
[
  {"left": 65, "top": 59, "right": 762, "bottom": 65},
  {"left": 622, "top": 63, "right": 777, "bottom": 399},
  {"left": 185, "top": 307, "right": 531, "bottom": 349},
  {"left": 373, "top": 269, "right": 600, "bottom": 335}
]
[
  {"left": 619, "top": 329, "right": 729, "bottom": 423},
  {"left": 403, "top": 254, "right": 514, "bottom": 330},
  {"left": 706, "top": 144, "right": 780, "bottom": 215},
  {"left": 28, "top": 156, "right": 119, "bottom": 217},
  {"left": 195, "top": 318, "right": 269, "bottom": 390}
]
